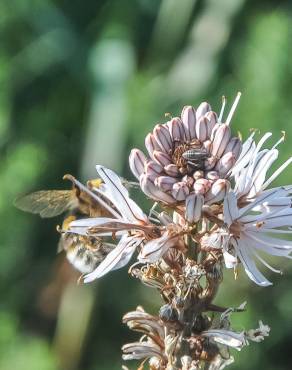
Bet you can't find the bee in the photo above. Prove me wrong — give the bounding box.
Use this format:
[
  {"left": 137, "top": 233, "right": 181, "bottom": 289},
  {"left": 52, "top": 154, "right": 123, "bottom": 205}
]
[
  {"left": 14, "top": 175, "right": 106, "bottom": 219},
  {"left": 58, "top": 216, "right": 115, "bottom": 274},
  {"left": 182, "top": 148, "right": 210, "bottom": 170},
  {"left": 14, "top": 175, "right": 114, "bottom": 275}
]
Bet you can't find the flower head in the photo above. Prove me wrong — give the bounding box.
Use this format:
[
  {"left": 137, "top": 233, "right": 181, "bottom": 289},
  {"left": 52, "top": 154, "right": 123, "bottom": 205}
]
[
  {"left": 130, "top": 94, "right": 242, "bottom": 206},
  {"left": 220, "top": 190, "right": 292, "bottom": 286}
]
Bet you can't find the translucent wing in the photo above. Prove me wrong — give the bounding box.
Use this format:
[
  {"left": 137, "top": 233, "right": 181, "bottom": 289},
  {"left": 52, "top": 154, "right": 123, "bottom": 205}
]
[{"left": 14, "top": 190, "right": 75, "bottom": 218}]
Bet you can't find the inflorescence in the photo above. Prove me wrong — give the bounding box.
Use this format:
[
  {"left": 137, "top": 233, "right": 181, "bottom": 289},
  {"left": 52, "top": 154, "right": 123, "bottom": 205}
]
[{"left": 16, "top": 93, "right": 292, "bottom": 369}]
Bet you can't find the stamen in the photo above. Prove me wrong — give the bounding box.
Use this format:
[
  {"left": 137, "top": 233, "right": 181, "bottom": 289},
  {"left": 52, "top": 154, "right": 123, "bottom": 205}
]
[
  {"left": 272, "top": 131, "right": 285, "bottom": 150},
  {"left": 262, "top": 157, "right": 292, "bottom": 190},
  {"left": 218, "top": 95, "right": 226, "bottom": 122},
  {"left": 253, "top": 250, "right": 283, "bottom": 274},
  {"left": 225, "top": 92, "right": 241, "bottom": 126}
]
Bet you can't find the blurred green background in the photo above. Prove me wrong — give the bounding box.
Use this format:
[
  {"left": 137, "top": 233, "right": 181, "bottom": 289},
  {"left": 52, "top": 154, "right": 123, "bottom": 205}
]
[{"left": 1, "top": 0, "right": 292, "bottom": 369}]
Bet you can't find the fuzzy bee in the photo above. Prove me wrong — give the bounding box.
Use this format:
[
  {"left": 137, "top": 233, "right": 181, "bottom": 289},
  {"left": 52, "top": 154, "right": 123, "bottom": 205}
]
[
  {"left": 14, "top": 175, "right": 113, "bottom": 275},
  {"left": 58, "top": 215, "right": 115, "bottom": 274}
]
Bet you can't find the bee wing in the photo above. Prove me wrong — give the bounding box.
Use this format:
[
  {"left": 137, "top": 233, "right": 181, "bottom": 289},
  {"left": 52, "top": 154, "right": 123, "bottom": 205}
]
[{"left": 14, "top": 190, "right": 74, "bottom": 218}]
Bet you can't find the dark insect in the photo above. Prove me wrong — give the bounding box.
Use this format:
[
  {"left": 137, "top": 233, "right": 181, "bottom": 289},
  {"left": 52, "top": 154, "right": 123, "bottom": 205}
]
[{"left": 182, "top": 148, "right": 209, "bottom": 170}]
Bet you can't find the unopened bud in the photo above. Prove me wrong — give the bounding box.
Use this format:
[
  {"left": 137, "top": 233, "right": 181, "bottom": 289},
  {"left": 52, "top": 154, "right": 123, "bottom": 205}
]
[
  {"left": 185, "top": 193, "right": 204, "bottom": 223},
  {"left": 172, "top": 181, "right": 190, "bottom": 201},
  {"left": 145, "top": 161, "right": 163, "bottom": 181},
  {"left": 129, "top": 149, "right": 146, "bottom": 180},
  {"left": 196, "top": 116, "right": 208, "bottom": 142},
  {"left": 216, "top": 152, "right": 236, "bottom": 176},
  {"left": 211, "top": 124, "right": 231, "bottom": 158},
  {"left": 205, "top": 179, "right": 230, "bottom": 204},
  {"left": 196, "top": 102, "right": 211, "bottom": 120},
  {"left": 169, "top": 117, "right": 185, "bottom": 141},
  {"left": 181, "top": 105, "right": 196, "bottom": 141},
  {"left": 164, "top": 164, "right": 180, "bottom": 177},
  {"left": 153, "top": 124, "right": 172, "bottom": 152},
  {"left": 155, "top": 176, "right": 177, "bottom": 191}
]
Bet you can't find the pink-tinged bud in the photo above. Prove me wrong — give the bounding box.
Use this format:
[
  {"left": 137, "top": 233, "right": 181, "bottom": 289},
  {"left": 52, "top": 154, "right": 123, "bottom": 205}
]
[
  {"left": 196, "top": 102, "right": 211, "bottom": 120},
  {"left": 195, "top": 116, "right": 208, "bottom": 142},
  {"left": 223, "top": 137, "right": 242, "bottom": 159},
  {"left": 185, "top": 193, "right": 204, "bottom": 223},
  {"left": 203, "top": 140, "right": 212, "bottom": 152},
  {"left": 196, "top": 178, "right": 211, "bottom": 192},
  {"left": 204, "top": 156, "right": 217, "bottom": 170},
  {"left": 129, "top": 149, "right": 146, "bottom": 180},
  {"left": 169, "top": 117, "right": 185, "bottom": 142},
  {"left": 205, "top": 179, "right": 230, "bottom": 204},
  {"left": 140, "top": 174, "right": 176, "bottom": 204},
  {"left": 153, "top": 150, "right": 171, "bottom": 167},
  {"left": 172, "top": 182, "right": 189, "bottom": 201},
  {"left": 211, "top": 124, "right": 231, "bottom": 158},
  {"left": 181, "top": 105, "right": 196, "bottom": 141},
  {"left": 155, "top": 176, "right": 177, "bottom": 192},
  {"left": 145, "top": 161, "right": 163, "bottom": 181},
  {"left": 153, "top": 124, "right": 172, "bottom": 153},
  {"left": 193, "top": 170, "right": 204, "bottom": 180},
  {"left": 164, "top": 164, "right": 180, "bottom": 177},
  {"left": 145, "top": 133, "right": 161, "bottom": 160},
  {"left": 216, "top": 152, "right": 236, "bottom": 176},
  {"left": 210, "top": 123, "right": 220, "bottom": 141},
  {"left": 193, "top": 182, "right": 206, "bottom": 194},
  {"left": 206, "top": 170, "right": 219, "bottom": 182},
  {"left": 205, "top": 111, "right": 218, "bottom": 137},
  {"left": 182, "top": 175, "right": 194, "bottom": 187}
]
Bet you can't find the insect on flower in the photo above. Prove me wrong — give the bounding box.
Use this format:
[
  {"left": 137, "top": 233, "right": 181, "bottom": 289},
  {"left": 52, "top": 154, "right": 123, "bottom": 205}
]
[{"left": 14, "top": 174, "right": 114, "bottom": 274}]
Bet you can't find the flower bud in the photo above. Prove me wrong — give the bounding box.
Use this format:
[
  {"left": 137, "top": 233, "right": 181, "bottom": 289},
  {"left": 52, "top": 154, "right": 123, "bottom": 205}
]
[
  {"left": 195, "top": 116, "right": 208, "bottom": 142},
  {"left": 203, "top": 139, "right": 212, "bottom": 152},
  {"left": 205, "top": 111, "right": 218, "bottom": 136},
  {"left": 140, "top": 174, "right": 176, "bottom": 204},
  {"left": 155, "top": 176, "right": 177, "bottom": 191},
  {"left": 181, "top": 105, "right": 196, "bottom": 141},
  {"left": 153, "top": 150, "right": 171, "bottom": 167},
  {"left": 224, "top": 136, "right": 242, "bottom": 159},
  {"left": 145, "top": 133, "right": 161, "bottom": 160},
  {"left": 185, "top": 193, "right": 204, "bottom": 223},
  {"left": 216, "top": 152, "right": 236, "bottom": 176},
  {"left": 205, "top": 179, "right": 230, "bottom": 204},
  {"left": 206, "top": 170, "right": 219, "bottom": 182},
  {"left": 193, "top": 170, "right": 204, "bottom": 180},
  {"left": 172, "top": 181, "right": 189, "bottom": 201},
  {"left": 145, "top": 161, "right": 163, "bottom": 181},
  {"left": 169, "top": 117, "right": 185, "bottom": 142},
  {"left": 129, "top": 149, "right": 146, "bottom": 180},
  {"left": 164, "top": 164, "right": 180, "bottom": 177},
  {"left": 153, "top": 124, "right": 172, "bottom": 153},
  {"left": 211, "top": 124, "right": 231, "bottom": 158},
  {"left": 196, "top": 102, "right": 211, "bottom": 120}
]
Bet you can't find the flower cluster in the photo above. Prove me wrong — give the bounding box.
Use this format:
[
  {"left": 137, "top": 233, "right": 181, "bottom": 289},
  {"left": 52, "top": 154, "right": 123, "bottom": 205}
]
[
  {"left": 129, "top": 94, "right": 242, "bottom": 205},
  {"left": 16, "top": 93, "right": 292, "bottom": 369}
]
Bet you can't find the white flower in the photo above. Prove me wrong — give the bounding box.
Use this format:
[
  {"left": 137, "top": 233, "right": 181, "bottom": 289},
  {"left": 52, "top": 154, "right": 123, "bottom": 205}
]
[
  {"left": 231, "top": 131, "right": 292, "bottom": 201},
  {"left": 222, "top": 191, "right": 292, "bottom": 286},
  {"left": 66, "top": 166, "right": 152, "bottom": 282},
  {"left": 66, "top": 166, "right": 184, "bottom": 281}
]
